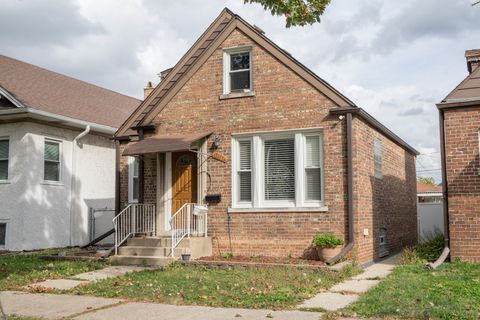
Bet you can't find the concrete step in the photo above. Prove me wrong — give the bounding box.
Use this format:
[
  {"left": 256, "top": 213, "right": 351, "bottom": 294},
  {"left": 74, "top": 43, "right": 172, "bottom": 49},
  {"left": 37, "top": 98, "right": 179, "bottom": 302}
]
[
  {"left": 127, "top": 237, "right": 195, "bottom": 248},
  {"left": 118, "top": 246, "right": 184, "bottom": 257},
  {"left": 110, "top": 255, "right": 175, "bottom": 267}
]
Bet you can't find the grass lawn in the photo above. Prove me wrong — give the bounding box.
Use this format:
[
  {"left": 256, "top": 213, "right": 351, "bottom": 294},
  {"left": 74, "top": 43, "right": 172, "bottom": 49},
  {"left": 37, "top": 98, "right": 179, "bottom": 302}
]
[
  {"left": 72, "top": 262, "right": 359, "bottom": 309},
  {"left": 0, "top": 250, "right": 107, "bottom": 290},
  {"left": 348, "top": 261, "right": 480, "bottom": 320}
]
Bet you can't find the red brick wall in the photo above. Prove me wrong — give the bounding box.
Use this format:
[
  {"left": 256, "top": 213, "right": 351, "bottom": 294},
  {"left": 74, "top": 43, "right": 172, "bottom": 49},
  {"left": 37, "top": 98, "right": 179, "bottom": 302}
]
[
  {"left": 352, "top": 117, "right": 417, "bottom": 262},
  {"left": 444, "top": 106, "right": 480, "bottom": 262},
  {"left": 119, "top": 28, "right": 416, "bottom": 263}
]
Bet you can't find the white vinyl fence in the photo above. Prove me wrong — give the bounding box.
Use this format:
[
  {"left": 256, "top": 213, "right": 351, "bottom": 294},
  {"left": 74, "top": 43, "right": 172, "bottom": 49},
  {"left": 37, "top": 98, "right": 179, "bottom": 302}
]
[{"left": 417, "top": 202, "right": 444, "bottom": 242}]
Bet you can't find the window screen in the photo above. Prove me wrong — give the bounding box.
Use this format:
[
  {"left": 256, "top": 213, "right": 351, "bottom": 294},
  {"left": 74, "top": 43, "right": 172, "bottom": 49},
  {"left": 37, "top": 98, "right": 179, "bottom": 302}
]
[
  {"left": 0, "top": 139, "right": 9, "bottom": 180},
  {"left": 229, "top": 52, "right": 250, "bottom": 92},
  {"left": 44, "top": 140, "right": 60, "bottom": 181}
]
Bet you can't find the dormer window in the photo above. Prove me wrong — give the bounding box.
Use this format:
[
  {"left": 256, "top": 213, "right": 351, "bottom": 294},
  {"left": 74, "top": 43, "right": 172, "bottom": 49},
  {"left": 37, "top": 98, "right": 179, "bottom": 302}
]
[{"left": 223, "top": 47, "right": 252, "bottom": 95}]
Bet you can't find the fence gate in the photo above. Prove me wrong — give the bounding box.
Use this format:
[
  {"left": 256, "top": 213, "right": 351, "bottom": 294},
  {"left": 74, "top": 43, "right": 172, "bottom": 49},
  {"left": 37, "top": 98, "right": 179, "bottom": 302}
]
[{"left": 89, "top": 207, "right": 115, "bottom": 244}]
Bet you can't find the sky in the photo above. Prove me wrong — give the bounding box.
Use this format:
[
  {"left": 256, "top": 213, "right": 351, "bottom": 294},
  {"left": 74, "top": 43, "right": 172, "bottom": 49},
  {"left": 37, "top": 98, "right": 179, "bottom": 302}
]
[{"left": 1, "top": 0, "right": 479, "bottom": 183}]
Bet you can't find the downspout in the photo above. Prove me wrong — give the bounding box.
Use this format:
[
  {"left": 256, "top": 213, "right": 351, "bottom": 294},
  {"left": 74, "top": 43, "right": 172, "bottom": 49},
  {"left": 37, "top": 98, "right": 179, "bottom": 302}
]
[
  {"left": 69, "top": 125, "right": 91, "bottom": 247},
  {"left": 427, "top": 110, "right": 450, "bottom": 269},
  {"left": 327, "top": 112, "right": 355, "bottom": 265},
  {"left": 115, "top": 140, "right": 121, "bottom": 214}
]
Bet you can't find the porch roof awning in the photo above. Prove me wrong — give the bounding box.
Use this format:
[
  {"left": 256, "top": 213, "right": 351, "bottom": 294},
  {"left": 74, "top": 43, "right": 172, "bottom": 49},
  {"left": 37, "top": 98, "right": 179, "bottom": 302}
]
[{"left": 122, "top": 132, "right": 212, "bottom": 156}]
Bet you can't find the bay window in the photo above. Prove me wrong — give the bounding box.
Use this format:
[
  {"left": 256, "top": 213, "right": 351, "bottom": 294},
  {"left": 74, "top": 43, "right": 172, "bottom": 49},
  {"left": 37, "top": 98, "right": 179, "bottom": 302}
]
[{"left": 232, "top": 130, "right": 324, "bottom": 209}]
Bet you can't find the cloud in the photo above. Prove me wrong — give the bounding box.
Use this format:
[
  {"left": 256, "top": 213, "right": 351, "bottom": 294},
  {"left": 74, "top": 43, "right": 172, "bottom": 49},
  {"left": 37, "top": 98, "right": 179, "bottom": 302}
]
[
  {"left": 0, "top": 0, "right": 103, "bottom": 47},
  {"left": 372, "top": 0, "right": 480, "bottom": 56},
  {"left": 398, "top": 107, "right": 424, "bottom": 116}
]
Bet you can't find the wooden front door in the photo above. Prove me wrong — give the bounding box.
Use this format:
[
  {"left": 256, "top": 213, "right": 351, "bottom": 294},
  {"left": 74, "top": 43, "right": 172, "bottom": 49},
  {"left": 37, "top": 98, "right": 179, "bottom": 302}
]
[{"left": 172, "top": 151, "right": 197, "bottom": 214}]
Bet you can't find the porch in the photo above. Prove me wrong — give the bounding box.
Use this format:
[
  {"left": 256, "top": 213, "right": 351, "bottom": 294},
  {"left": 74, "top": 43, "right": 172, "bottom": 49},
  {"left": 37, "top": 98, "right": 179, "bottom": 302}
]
[{"left": 112, "top": 132, "right": 214, "bottom": 264}]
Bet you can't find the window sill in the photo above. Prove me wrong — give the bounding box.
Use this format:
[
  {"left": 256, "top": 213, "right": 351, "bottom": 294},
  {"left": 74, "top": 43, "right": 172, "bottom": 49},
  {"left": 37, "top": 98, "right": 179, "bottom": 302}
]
[
  {"left": 228, "top": 206, "right": 328, "bottom": 213},
  {"left": 41, "top": 180, "right": 64, "bottom": 186},
  {"left": 220, "top": 91, "right": 255, "bottom": 100},
  {"left": 0, "top": 180, "right": 10, "bottom": 185}
]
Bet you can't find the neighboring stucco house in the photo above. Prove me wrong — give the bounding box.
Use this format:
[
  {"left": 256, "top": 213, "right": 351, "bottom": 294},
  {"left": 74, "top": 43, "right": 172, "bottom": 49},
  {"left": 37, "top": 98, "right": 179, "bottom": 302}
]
[
  {"left": 113, "top": 9, "right": 418, "bottom": 265},
  {"left": 0, "top": 55, "right": 139, "bottom": 251},
  {"left": 438, "top": 49, "right": 480, "bottom": 262}
]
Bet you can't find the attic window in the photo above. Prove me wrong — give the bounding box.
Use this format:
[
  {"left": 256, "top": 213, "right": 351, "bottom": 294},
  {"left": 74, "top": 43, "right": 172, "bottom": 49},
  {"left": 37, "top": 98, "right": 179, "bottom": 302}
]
[{"left": 223, "top": 47, "right": 252, "bottom": 95}]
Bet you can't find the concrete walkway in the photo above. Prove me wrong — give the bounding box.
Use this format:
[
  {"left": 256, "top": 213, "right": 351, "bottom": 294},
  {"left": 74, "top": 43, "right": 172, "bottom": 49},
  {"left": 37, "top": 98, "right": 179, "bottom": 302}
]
[
  {"left": 0, "top": 291, "right": 322, "bottom": 320},
  {"left": 298, "top": 255, "right": 398, "bottom": 312},
  {"left": 25, "top": 266, "right": 153, "bottom": 291}
]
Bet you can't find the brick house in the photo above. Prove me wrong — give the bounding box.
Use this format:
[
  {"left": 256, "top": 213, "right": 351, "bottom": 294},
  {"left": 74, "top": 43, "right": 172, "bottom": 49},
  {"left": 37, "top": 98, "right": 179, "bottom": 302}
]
[
  {"left": 437, "top": 49, "right": 480, "bottom": 263},
  {"left": 113, "top": 9, "right": 418, "bottom": 265}
]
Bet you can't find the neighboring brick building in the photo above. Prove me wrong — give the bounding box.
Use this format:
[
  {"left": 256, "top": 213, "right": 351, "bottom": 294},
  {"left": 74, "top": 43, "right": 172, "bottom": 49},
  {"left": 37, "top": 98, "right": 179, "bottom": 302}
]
[
  {"left": 114, "top": 8, "right": 418, "bottom": 264},
  {"left": 438, "top": 49, "right": 480, "bottom": 263}
]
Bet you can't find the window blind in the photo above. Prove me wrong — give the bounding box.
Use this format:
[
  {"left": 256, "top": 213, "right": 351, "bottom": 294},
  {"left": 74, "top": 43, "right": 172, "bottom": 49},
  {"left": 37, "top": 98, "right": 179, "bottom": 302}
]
[
  {"left": 0, "top": 139, "right": 9, "bottom": 180},
  {"left": 305, "top": 136, "right": 321, "bottom": 201},
  {"left": 264, "top": 138, "right": 295, "bottom": 200},
  {"left": 44, "top": 141, "right": 60, "bottom": 181},
  {"left": 238, "top": 140, "right": 252, "bottom": 202}
]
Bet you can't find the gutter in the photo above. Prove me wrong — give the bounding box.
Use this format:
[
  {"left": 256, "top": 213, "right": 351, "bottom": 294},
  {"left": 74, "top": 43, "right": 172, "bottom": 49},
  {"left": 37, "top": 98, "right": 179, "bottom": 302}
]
[
  {"left": 427, "top": 110, "right": 450, "bottom": 269},
  {"left": 327, "top": 112, "right": 355, "bottom": 264},
  {"left": 0, "top": 107, "right": 116, "bottom": 135},
  {"left": 69, "top": 125, "right": 91, "bottom": 247}
]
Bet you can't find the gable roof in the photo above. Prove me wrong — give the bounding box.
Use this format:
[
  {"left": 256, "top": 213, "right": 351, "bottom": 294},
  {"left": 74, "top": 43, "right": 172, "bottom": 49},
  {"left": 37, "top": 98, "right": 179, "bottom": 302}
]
[
  {"left": 115, "top": 8, "right": 356, "bottom": 137},
  {"left": 438, "top": 65, "right": 480, "bottom": 109},
  {"left": 0, "top": 55, "right": 140, "bottom": 129}
]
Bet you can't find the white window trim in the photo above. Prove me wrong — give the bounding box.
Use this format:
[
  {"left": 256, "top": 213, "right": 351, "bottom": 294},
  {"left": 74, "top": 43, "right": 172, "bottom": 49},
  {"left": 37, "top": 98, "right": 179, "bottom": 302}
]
[
  {"left": 223, "top": 46, "right": 253, "bottom": 95},
  {"left": 0, "top": 136, "right": 10, "bottom": 183},
  {"left": 42, "top": 138, "right": 63, "bottom": 184},
  {"left": 128, "top": 156, "right": 139, "bottom": 203},
  {"left": 232, "top": 130, "right": 324, "bottom": 209}
]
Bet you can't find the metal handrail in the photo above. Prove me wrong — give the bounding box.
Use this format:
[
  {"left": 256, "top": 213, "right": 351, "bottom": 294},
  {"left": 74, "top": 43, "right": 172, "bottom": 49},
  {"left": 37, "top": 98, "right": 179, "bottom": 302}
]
[
  {"left": 113, "top": 203, "right": 156, "bottom": 255},
  {"left": 169, "top": 203, "right": 208, "bottom": 257}
]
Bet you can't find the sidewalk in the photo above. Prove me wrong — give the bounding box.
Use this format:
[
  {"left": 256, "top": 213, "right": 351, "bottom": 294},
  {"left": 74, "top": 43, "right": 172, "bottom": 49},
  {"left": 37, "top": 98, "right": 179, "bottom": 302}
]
[
  {"left": 0, "top": 291, "right": 322, "bottom": 320},
  {"left": 298, "top": 255, "right": 398, "bottom": 312}
]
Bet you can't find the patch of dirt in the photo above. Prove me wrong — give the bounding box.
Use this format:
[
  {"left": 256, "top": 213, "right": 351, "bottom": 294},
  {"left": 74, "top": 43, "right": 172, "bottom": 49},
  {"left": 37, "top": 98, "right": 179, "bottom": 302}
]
[{"left": 197, "top": 255, "right": 325, "bottom": 265}]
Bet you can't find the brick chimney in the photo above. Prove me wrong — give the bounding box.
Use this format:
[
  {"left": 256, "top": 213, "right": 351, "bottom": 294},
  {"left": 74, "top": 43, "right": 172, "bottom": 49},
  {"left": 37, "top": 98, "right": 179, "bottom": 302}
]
[
  {"left": 143, "top": 81, "right": 155, "bottom": 99},
  {"left": 465, "top": 49, "right": 480, "bottom": 73}
]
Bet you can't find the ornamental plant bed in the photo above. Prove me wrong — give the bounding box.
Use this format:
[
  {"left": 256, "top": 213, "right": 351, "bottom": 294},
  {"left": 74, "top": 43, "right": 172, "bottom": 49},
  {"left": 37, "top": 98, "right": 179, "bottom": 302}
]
[{"left": 197, "top": 255, "right": 325, "bottom": 266}]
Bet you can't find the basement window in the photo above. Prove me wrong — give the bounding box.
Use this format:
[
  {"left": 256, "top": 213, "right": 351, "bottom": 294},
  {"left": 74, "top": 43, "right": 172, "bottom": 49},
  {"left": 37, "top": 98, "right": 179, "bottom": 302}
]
[
  {"left": 223, "top": 47, "right": 252, "bottom": 95},
  {"left": 0, "top": 222, "right": 6, "bottom": 248}
]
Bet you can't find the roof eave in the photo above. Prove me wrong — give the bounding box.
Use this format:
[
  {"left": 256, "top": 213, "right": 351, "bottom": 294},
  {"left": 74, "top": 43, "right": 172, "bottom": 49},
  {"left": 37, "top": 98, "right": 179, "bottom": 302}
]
[
  {"left": 437, "top": 99, "right": 480, "bottom": 109},
  {"left": 0, "top": 107, "right": 117, "bottom": 134}
]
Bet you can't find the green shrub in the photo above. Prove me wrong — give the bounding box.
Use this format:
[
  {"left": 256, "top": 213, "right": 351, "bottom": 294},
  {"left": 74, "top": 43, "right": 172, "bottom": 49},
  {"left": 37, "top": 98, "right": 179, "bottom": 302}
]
[
  {"left": 399, "top": 233, "right": 445, "bottom": 264},
  {"left": 414, "top": 233, "right": 445, "bottom": 262},
  {"left": 312, "top": 233, "right": 344, "bottom": 248}
]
